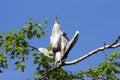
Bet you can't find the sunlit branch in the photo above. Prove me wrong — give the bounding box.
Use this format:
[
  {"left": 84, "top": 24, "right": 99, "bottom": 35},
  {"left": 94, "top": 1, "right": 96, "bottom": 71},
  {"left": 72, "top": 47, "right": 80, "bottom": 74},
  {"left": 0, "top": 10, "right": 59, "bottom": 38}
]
[{"left": 64, "top": 36, "right": 120, "bottom": 65}]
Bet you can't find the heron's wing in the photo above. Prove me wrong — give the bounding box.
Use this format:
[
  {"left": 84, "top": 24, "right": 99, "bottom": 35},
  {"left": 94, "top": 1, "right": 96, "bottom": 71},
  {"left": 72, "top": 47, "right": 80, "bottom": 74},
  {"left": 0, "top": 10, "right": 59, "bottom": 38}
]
[
  {"left": 38, "top": 48, "right": 53, "bottom": 58},
  {"left": 62, "top": 31, "right": 79, "bottom": 60}
]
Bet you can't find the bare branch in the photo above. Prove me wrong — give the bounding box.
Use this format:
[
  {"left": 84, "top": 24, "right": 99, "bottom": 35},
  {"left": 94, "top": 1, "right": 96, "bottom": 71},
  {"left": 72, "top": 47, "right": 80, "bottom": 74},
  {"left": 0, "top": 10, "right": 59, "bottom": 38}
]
[
  {"left": 109, "top": 36, "right": 120, "bottom": 46},
  {"left": 64, "top": 36, "right": 120, "bottom": 65}
]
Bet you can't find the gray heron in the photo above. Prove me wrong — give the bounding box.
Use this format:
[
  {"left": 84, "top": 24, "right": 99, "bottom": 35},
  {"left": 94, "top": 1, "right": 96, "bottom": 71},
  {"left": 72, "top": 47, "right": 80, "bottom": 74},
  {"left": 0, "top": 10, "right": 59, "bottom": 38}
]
[
  {"left": 38, "top": 16, "right": 79, "bottom": 66},
  {"left": 50, "top": 16, "right": 69, "bottom": 66}
]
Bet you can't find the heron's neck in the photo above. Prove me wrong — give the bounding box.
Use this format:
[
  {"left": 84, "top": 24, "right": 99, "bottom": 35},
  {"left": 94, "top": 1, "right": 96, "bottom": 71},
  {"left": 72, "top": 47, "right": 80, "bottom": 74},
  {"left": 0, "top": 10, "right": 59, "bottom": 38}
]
[{"left": 52, "top": 23, "right": 61, "bottom": 35}]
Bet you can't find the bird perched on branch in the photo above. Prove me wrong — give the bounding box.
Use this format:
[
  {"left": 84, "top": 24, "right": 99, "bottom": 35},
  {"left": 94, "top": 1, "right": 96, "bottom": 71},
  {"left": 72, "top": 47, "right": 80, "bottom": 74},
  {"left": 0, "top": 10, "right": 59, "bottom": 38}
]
[
  {"left": 38, "top": 16, "right": 79, "bottom": 66},
  {"left": 50, "top": 16, "right": 69, "bottom": 66}
]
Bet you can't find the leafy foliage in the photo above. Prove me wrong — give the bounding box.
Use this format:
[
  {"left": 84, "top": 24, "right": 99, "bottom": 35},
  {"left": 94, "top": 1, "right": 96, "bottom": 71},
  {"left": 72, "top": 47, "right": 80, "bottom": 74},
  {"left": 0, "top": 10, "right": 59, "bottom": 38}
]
[
  {"left": 77, "top": 52, "right": 120, "bottom": 80},
  {"left": 0, "top": 53, "right": 8, "bottom": 73},
  {"left": 0, "top": 19, "right": 47, "bottom": 72},
  {"left": 33, "top": 52, "right": 120, "bottom": 80},
  {"left": 33, "top": 52, "right": 76, "bottom": 80}
]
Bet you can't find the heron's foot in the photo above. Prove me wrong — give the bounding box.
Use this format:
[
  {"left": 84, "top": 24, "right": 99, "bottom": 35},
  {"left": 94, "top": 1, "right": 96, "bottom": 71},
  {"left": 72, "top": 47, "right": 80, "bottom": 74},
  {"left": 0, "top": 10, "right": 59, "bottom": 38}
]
[
  {"left": 54, "top": 60, "right": 62, "bottom": 67},
  {"left": 54, "top": 63, "right": 59, "bottom": 68},
  {"left": 59, "top": 60, "right": 61, "bottom": 65}
]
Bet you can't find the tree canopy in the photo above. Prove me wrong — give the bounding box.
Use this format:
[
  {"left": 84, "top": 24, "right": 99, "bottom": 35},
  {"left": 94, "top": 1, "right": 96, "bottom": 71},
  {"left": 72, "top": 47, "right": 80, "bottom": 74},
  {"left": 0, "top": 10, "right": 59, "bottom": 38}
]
[{"left": 0, "top": 19, "right": 120, "bottom": 80}]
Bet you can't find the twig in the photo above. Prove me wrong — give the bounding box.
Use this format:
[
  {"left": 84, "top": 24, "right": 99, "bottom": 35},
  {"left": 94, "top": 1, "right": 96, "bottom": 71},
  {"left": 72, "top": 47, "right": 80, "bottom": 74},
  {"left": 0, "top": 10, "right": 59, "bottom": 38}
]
[
  {"left": 28, "top": 45, "right": 42, "bottom": 54},
  {"left": 102, "top": 42, "right": 108, "bottom": 59},
  {"left": 109, "top": 36, "right": 120, "bottom": 47}
]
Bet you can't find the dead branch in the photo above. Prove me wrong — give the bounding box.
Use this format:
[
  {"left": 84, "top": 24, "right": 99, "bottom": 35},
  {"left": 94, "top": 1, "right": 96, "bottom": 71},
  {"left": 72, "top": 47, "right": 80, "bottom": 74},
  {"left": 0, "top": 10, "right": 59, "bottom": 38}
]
[{"left": 64, "top": 36, "right": 120, "bottom": 65}]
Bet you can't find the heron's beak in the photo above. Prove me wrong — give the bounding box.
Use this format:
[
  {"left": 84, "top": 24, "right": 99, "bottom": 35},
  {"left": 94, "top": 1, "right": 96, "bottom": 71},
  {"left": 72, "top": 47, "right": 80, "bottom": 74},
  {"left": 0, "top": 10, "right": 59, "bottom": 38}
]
[{"left": 55, "top": 16, "right": 59, "bottom": 24}]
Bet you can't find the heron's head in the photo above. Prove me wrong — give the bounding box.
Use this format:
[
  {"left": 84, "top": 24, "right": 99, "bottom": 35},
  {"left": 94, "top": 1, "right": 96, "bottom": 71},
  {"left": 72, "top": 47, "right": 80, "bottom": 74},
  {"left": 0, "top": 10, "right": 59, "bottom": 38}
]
[
  {"left": 52, "top": 16, "right": 61, "bottom": 32},
  {"left": 51, "top": 16, "right": 61, "bottom": 35}
]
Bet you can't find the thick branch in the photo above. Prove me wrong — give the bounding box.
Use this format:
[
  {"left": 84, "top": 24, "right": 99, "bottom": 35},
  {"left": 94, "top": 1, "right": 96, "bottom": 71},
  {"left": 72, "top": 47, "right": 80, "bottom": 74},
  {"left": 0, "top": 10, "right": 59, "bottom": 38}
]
[{"left": 64, "top": 36, "right": 120, "bottom": 65}]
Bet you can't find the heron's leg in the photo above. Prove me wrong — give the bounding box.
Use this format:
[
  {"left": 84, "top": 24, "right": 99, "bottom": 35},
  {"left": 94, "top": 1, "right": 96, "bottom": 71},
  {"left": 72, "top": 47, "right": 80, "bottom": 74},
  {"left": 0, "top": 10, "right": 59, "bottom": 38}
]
[
  {"left": 54, "top": 52, "right": 61, "bottom": 67},
  {"left": 54, "top": 54, "right": 57, "bottom": 66},
  {"left": 59, "top": 51, "right": 62, "bottom": 65}
]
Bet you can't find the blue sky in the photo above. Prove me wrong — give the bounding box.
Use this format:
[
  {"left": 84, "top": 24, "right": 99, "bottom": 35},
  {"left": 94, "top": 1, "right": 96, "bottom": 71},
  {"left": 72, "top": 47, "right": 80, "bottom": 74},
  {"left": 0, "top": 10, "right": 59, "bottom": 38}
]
[{"left": 0, "top": 0, "right": 120, "bottom": 80}]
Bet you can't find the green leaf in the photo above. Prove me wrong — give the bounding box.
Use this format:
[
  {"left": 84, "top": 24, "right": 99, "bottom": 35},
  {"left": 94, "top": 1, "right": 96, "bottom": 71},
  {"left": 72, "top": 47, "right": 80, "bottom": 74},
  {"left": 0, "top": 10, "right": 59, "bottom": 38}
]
[
  {"left": 27, "top": 31, "right": 33, "bottom": 40},
  {"left": 43, "top": 19, "right": 48, "bottom": 24},
  {"left": 16, "top": 52, "right": 20, "bottom": 57},
  {"left": 35, "top": 56, "right": 40, "bottom": 59},
  {"left": 4, "top": 32, "right": 10, "bottom": 36},
  {"left": 41, "top": 32, "right": 45, "bottom": 37},
  {"left": 18, "top": 32, "right": 25, "bottom": 40},
  {"left": 29, "top": 25, "right": 33, "bottom": 30},
  {"left": 13, "top": 29, "right": 17, "bottom": 32},
  {"left": 37, "top": 34, "right": 41, "bottom": 38},
  {"left": 22, "top": 40, "right": 28, "bottom": 47},
  {"left": 15, "top": 61, "right": 20, "bottom": 66},
  {"left": 28, "top": 19, "right": 33, "bottom": 24},
  {"left": 0, "top": 70, "right": 3, "bottom": 73},
  {"left": 34, "top": 23, "right": 40, "bottom": 27},
  {"left": 38, "top": 25, "right": 43, "bottom": 30},
  {"left": 22, "top": 57, "right": 28, "bottom": 62},
  {"left": 23, "top": 26, "right": 28, "bottom": 29},
  {"left": 33, "top": 30, "right": 37, "bottom": 36},
  {"left": 33, "top": 53, "right": 37, "bottom": 56},
  {"left": 15, "top": 47, "right": 22, "bottom": 52},
  {"left": 114, "top": 62, "right": 120, "bottom": 67},
  {"left": 15, "top": 64, "right": 26, "bottom": 72},
  {"left": 34, "top": 59, "right": 39, "bottom": 64},
  {"left": 47, "top": 45, "right": 52, "bottom": 51},
  {"left": 34, "top": 70, "right": 38, "bottom": 79},
  {"left": 21, "top": 65, "right": 26, "bottom": 72}
]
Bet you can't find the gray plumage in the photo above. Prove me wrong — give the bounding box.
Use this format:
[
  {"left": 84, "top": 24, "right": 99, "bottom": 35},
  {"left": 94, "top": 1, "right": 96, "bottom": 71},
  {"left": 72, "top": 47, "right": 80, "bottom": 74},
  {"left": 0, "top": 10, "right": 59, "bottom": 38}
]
[{"left": 38, "top": 16, "right": 79, "bottom": 66}]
